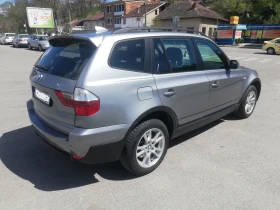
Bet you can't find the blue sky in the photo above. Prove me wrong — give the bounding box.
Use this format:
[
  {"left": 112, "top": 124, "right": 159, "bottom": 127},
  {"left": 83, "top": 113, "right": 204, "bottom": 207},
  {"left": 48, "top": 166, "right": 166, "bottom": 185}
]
[{"left": 0, "top": 0, "right": 13, "bottom": 4}]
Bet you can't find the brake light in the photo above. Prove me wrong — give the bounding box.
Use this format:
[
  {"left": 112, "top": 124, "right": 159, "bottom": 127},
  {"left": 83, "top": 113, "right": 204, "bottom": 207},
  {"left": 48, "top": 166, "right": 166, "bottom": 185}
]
[
  {"left": 4, "top": 37, "right": 8, "bottom": 39},
  {"left": 18, "top": 39, "right": 22, "bottom": 41},
  {"left": 55, "top": 88, "right": 100, "bottom": 116},
  {"left": 263, "top": 43, "right": 267, "bottom": 45}
]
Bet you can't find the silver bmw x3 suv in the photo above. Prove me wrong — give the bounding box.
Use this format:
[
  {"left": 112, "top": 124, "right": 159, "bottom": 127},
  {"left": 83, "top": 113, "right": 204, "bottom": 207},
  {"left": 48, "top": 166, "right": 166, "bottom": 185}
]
[{"left": 27, "top": 27, "right": 261, "bottom": 175}]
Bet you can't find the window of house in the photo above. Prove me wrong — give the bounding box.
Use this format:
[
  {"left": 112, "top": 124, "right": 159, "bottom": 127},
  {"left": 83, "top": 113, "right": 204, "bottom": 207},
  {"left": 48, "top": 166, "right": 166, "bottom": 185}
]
[
  {"left": 123, "top": 18, "right": 126, "bottom": 25},
  {"left": 202, "top": 27, "right": 206, "bottom": 34},
  {"left": 107, "top": 18, "right": 112, "bottom": 25},
  {"left": 114, "top": 4, "right": 124, "bottom": 12},
  {"left": 155, "top": 9, "right": 158, "bottom": 15},
  {"left": 194, "top": 39, "right": 229, "bottom": 70},
  {"left": 110, "top": 39, "right": 145, "bottom": 72},
  {"left": 106, "top": 5, "right": 111, "bottom": 13},
  {"left": 153, "top": 38, "right": 197, "bottom": 74},
  {"left": 209, "top": 28, "right": 213, "bottom": 38},
  {"left": 115, "top": 17, "right": 121, "bottom": 24}
]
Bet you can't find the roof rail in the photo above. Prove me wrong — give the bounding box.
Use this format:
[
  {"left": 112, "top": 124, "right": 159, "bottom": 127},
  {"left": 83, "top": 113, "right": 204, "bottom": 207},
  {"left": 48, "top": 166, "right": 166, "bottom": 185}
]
[{"left": 112, "top": 27, "right": 207, "bottom": 37}]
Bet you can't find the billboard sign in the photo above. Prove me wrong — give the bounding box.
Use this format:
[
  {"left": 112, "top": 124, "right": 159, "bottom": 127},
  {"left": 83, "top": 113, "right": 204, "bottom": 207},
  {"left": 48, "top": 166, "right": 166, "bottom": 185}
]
[
  {"left": 26, "top": 7, "right": 54, "bottom": 28},
  {"left": 263, "top": 30, "right": 280, "bottom": 39},
  {"left": 217, "top": 30, "right": 234, "bottom": 39},
  {"left": 230, "top": 16, "right": 239, "bottom": 25}
]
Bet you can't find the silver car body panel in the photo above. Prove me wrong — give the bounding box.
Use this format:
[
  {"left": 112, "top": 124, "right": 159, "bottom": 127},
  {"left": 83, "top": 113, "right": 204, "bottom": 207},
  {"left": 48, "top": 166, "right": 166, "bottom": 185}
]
[{"left": 27, "top": 30, "right": 261, "bottom": 163}]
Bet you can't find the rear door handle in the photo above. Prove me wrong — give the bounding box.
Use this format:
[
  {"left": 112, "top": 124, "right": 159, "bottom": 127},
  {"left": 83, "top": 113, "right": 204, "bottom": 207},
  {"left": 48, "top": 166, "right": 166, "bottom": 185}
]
[
  {"left": 164, "top": 89, "right": 176, "bottom": 97},
  {"left": 211, "top": 81, "right": 219, "bottom": 88}
]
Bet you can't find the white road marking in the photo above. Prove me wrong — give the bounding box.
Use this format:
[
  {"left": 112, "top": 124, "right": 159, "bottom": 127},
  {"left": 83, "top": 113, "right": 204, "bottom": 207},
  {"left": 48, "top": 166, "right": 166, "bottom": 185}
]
[
  {"left": 232, "top": 57, "right": 245, "bottom": 60},
  {"left": 243, "top": 58, "right": 258, "bottom": 62},
  {"left": 258, "top": 59, "right": 272, "bottom": 63}
]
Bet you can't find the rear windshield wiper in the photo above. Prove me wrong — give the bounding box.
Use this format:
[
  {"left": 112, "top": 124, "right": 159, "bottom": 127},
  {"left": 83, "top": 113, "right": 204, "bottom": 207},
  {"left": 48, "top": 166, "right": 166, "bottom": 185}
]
[{"left": 34, "top": 64, "right": 49, "bottom": 71}]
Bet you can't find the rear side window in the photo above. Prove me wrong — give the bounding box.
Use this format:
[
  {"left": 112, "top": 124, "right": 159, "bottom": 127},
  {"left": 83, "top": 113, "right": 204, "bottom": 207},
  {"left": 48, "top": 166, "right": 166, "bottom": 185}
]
[
  {"left": 35, "top": 38, "right": 96, "bottom": 80},
  {"left": 109, "top": 39, "right": 145, "bottom": 72}
]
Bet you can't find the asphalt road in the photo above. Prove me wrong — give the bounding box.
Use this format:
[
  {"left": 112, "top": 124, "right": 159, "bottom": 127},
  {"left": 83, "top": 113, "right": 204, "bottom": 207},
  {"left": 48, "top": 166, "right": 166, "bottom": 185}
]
[{"left": 0, "top": 45, "right": 280, "bottom": 210}]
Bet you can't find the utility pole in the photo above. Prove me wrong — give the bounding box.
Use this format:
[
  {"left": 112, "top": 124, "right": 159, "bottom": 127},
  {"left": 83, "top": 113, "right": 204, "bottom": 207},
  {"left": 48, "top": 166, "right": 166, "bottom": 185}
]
[
  {"left": 68, "top": 0, "right": 72, "bottom": 33},
  {"left": 23, "top": 18, "right": 28, "bottom": 34},
  {"left": 144, "top": 0, "right": 147, "bottom": 27}
]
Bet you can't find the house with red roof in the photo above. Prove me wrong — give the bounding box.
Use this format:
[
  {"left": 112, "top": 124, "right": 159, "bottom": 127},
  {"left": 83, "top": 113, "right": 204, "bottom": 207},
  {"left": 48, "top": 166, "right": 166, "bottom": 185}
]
[
  {"left": 154, "top": 0, "right": 228, "bottom": 38},
  {"left": 83, "top": 12, "right": 105, "bottom": 30}
]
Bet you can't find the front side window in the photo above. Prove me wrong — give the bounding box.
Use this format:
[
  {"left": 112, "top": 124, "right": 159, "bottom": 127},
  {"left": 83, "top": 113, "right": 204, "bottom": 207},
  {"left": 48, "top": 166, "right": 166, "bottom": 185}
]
[
  {"left": 153, "top": 38, "right": 197, "bottom": 74},
  {"left": 194, "top": 39, "right": 229, "bottom": 70},
  {"left": 110, "top": 39, "right": 145, "bottom": 72}
]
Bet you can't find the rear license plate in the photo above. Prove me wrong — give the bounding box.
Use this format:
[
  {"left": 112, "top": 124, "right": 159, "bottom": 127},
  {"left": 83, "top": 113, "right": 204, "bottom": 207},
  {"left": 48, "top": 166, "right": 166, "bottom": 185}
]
[{"left": 34, "top": 88, "right": 50, "bottom": 105}]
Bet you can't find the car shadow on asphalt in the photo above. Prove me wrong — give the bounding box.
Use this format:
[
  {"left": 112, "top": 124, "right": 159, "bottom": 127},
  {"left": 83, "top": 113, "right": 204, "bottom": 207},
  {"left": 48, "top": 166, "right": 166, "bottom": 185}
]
[
  {"left": 169, "top": 119, "right": 224, "bottom": 148},
  {"left": 0, "top": 119, "right": 229, "bottom": 191},
  {"left": 253, "top": 52, "right": 280, "bottom": 56},
  {"left": 0, "top": 126, "right": 136, "bottom": 191}
]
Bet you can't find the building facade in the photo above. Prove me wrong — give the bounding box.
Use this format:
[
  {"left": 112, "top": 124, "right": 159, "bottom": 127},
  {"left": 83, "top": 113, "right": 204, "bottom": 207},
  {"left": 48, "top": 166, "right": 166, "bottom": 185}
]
[
  {"left": 154, "top": 0, "right": 228, "bottom": 38},
  {"left": 104, "top": 0, "right": 145, "bottom": 29},
  {"left": 83, "top": 12, "right": 105, "bottom": 30},
  {"left": 121, "top": 2, "right": 166, "bottom": 28}
]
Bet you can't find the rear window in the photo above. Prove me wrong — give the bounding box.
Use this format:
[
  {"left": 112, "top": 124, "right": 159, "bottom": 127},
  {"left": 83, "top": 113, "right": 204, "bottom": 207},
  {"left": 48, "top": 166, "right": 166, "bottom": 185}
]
[
  {"left": 39, "top": 36, "right": 48, "bottom": 41},
  {"left": 35, "top": 38, "right": 96, "bottom": 80},
  {"left": 6, "top": 34, "right": 14, "bottom": 37},
  {"left": 19, "top": 35, "right": 29, "bottom": 38}
]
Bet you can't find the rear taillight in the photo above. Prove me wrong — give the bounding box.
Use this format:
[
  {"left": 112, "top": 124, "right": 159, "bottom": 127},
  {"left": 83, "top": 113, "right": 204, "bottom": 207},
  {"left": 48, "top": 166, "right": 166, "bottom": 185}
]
[
  {"left": 55, "top": 88, "right": 100, "bottom": 116},
  {"left": 4, "top": 37, "right": 8, "bottom": 39},
  {"left": 263, "top": 43, "right": 267, "bottom": 45},
  {"left": 18, "top": 39, "right": 22, "bottom": 41}
]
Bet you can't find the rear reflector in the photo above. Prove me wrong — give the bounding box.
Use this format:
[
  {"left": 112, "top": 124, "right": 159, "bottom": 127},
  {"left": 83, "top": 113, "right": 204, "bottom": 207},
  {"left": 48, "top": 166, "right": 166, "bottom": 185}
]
[
  {"left": 55, "top": 88, "right": 100, "bottom": 116},
  {"left": 72, "top": 154, "right": 83, "bottom": 160}
]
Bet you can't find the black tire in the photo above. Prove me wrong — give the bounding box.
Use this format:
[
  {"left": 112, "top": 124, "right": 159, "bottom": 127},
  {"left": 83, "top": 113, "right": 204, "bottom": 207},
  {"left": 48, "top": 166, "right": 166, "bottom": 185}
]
[
  {"left": 235, "top": 85, "right": 258, "bottom": 119},
  {"left": 120, "top": 119, "right": 169, "bottom": 176},
  {"left": 267, "top": 47, "right": 275, "bottom": 55},
  {"left": 28, "top": 44, "right": 32, "bottom": 50},
  {"left": 38, "top": 45, "right": 43, "bottom": 51}
]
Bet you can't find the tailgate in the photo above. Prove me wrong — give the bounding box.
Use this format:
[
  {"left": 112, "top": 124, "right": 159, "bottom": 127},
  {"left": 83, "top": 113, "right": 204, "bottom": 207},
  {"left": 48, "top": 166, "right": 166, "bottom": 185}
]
[{"left": 30, "top": 37, "right": 97, "bottom": 133}]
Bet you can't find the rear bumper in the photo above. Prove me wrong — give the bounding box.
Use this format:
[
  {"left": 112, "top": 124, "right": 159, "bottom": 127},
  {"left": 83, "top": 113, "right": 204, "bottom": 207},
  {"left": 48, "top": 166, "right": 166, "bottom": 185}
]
[
  {"left": 41, "top": 45, "right": 49, "bottom": 49},
  {"left": 4, "top": 40, "right": 12, "bottom": 44},
  {"left": 27, "top": 100, "right": 130, "bottom": 164}
]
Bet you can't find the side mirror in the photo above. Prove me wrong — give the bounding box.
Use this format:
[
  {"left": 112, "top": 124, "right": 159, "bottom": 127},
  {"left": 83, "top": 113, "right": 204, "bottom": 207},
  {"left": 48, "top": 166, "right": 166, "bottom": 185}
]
[{"left": 230, "top": 60, "right": 239, "bottom": 69}]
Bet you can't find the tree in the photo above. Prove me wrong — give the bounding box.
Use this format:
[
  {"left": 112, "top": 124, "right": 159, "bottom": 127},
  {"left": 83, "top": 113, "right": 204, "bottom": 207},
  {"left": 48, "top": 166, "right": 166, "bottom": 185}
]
[
  {"left": 250, "top": 0, "right": 280, "bottom": 24},
  {"left": 211, "top": 0, "right": 252, "bottom": 23}
]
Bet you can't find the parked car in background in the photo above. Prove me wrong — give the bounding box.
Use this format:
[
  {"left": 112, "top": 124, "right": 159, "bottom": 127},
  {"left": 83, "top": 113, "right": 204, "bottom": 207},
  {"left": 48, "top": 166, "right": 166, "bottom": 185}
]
[
  {"left": 27, "top": 27, "right": 261, "bottom": 176},
  {"left": 262, "top": 38, "right": 280, "bottom": 54},
  {"left": 27, "top": 35, "right": 50, "bottom": 51},
  {"left": 0, "top": 33, "right": 15, "bottom": 45},
  {"left": 12, "top": 34, "right": 29, "bottom": 48}
]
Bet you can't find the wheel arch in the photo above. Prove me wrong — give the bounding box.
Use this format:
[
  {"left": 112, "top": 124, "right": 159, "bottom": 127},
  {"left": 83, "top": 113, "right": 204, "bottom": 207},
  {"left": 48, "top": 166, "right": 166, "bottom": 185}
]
[
  {"left": 126, "top": 106, "right": 179, "bottom": 141},
  {"left": 239, "top": 78, "right": 261, "bottom": 104}
]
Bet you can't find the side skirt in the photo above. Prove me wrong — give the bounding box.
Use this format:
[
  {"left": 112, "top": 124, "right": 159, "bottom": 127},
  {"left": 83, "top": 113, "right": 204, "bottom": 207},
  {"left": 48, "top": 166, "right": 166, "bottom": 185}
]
[{"left": 172, "top": 104, "right": 239, "bottom": 139}]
